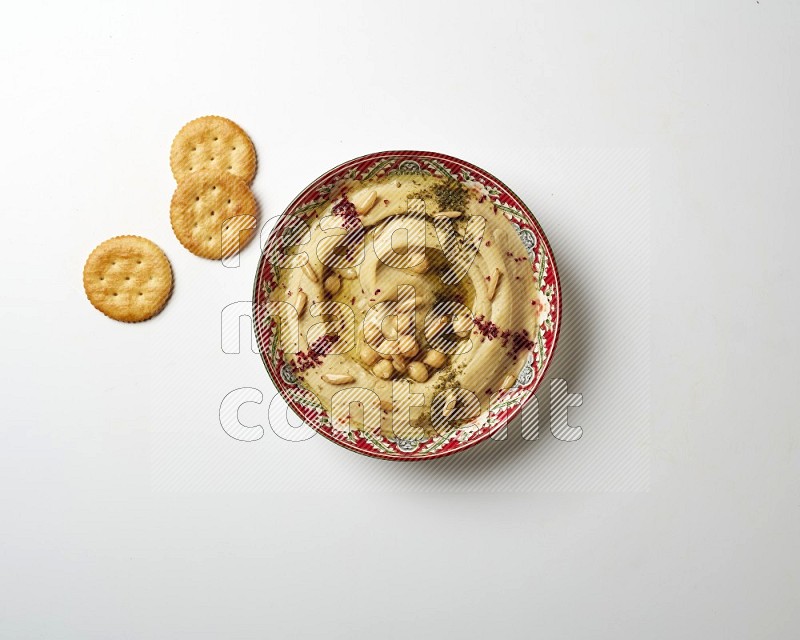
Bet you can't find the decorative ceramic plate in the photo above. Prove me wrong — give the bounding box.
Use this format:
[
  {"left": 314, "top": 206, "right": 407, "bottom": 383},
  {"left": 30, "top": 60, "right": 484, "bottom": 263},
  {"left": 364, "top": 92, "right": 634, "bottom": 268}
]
[{"left": 253, "top": 151, "right": 561, "bottom": 461}]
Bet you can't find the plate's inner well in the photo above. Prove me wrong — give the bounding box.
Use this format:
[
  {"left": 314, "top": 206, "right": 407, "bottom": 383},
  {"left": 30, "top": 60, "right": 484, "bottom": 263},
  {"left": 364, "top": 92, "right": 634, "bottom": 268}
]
[{"left": 257, "top": 160, "right": 556, "bottom": 458}]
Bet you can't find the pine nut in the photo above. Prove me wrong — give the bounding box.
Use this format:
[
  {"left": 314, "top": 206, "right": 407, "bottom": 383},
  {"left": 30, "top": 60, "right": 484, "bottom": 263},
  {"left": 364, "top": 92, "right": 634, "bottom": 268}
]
[
  {"left": 301, "top": 261, "right": 318, "bottom": 283},
  {"left": 442, "top": 391, "right": 457, "bottom": 418},
  {"left": 295, "top": 291, "right": 307, "bottom": 317},
  {"left": 324, "top": 274, "right": 341, "bottom": 295},
  {"left": 486, "top": 267, "right": 502, "bottom": 301},
  {"left": 354, "top": 190, "right": 378, "bottom": 215},
  {"left": 322, "top": 373, "right": 354, "bottom": 385}
]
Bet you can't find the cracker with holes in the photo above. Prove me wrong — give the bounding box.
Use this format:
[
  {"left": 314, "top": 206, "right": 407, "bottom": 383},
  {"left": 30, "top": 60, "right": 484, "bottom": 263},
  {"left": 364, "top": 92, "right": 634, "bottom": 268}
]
[
  {"left": 170, "top": 170, "right": 258, "bottom": 259},
  {"left": 83, "top": 236, "right": 173, "bottom": 322},
  {"left": 170, "top": 115, "right": 257, "bottom": 184}
]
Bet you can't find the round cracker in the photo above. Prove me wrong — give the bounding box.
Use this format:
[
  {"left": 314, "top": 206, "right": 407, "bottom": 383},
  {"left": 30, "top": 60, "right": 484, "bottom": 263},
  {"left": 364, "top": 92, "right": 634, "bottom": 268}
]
[
  {"left": 170, "top": 170, "right": 258, "bottom": 260},
  {"left": 170, "top": 115, "right": 257, "bottom": 184},
  {"left": 83, "top": 236, "right": 173, "bottom": 322}
]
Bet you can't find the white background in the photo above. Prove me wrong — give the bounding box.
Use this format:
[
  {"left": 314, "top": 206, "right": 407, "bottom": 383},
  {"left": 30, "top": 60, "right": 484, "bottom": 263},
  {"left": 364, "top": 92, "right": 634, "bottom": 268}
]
[{"left": 2, "top": 1, "right": 798, "bottom": 638}]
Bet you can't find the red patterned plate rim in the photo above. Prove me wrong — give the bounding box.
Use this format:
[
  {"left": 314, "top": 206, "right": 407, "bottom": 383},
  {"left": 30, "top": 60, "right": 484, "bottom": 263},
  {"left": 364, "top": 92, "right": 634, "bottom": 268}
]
[{"left": 253, "top": 150, "right": 562, "bottom": 461}]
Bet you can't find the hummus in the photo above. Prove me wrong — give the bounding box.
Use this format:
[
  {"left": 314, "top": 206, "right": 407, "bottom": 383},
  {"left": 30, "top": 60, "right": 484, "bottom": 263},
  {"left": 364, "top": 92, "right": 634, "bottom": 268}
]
[{"left": 268, "top": 174, "right": 548, "bottom": 441}]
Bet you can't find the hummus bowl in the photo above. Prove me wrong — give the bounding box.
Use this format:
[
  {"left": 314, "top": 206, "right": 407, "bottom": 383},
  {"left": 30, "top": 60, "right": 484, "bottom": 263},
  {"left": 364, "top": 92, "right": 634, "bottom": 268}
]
[{"left": 254, "top": 151, "right": 561, "bottom": 461}]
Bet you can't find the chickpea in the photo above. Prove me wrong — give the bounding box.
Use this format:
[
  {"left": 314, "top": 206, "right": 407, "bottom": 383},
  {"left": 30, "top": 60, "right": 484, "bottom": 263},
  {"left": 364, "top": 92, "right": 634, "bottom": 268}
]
[
  {"left": 382, "top": 316, "right": 399, "bottom": 341},
  {"left": 407, "top": 361, "right": 429, "bottom": 383},
  {"left": 360, "top": 345, "right": 380, "bottom": 366},
  {"left": 452, "top": 312, "right": 472, "bottom": 338},
  {"left": 427, "top": 315, "right": 449, "bottom": 340},
  {"left": 397, "top": 335, "right": 419, "bottom": 358},
  {"left": 372, "top": 359, "right": 394, "bottom": 380},
  {"left": 422, "top": 350, "right": 447, "bottom": 368},
  {"left": 363, "top": 321, "right": 382, "bottom": 344},
  {"left": 397, "top": 313, "right": 414, "bottom": 335},
  {"left": 377, "top": 341, "right": 393, "bottom": 359},
  {"left": 409, "top": 255, "right": 429, "bottom": 274},
  {"left": 392, "top": 355, "right": 408, "bottom": 373}
]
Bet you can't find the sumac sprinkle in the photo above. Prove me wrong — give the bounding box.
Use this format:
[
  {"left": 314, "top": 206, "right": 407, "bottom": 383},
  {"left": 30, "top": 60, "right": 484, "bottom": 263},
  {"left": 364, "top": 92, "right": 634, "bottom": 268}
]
[
  {"left": 509, "top": 330, "right": 535, "bottom": 356},
  {"left": 331, "top": 197, "right": 360, "bottom": 231},
  {"left": 473, "top": 315, "right": 536, "bottom": 357},
  {"left": 473, "top": 315, "right": 500, "bottom": 340},
  {"left": 292, "top": 334, "right": 339, "bottom": 372}
]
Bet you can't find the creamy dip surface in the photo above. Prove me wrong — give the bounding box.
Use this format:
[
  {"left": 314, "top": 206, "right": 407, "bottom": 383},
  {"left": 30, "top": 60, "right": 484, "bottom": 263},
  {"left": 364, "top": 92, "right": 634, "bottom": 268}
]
[{"left": 268, "top": 173, "right": 549, "bottom": 441}]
